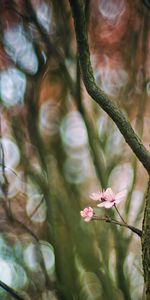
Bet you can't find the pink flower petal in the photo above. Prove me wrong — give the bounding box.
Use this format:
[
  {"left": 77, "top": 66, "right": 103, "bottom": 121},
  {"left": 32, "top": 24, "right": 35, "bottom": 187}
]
[
  {"left": 80, "top": 211, "right": 85, "bottom": 217},
  {"left": 103, "top": 188, "right": 115, "bottom": 201},
  {"left": 115, "top": 189, "right": 127, "bottom": 200},
  {"left": 84, "top": 217, "right": 92, "bottom": 222},
  {"left": 90, "top": 192, "right": 102, "bottom": 201},
  {"left": 80, "top": 207, "right": 94, "bottom": 222},
  {"left": 104, "top": 201, "right": 114, "bottom": 208},
  {"left": 90, "top": 187, "right": 127, "bottom": 210},
  {"left": 97, "top": 201, "right": 114, "bottom": 208},
  {"left": 88, "top": 212, "right": 93, "bottom": 217},
  {"left": 105, "top": 188, "right": 114, "bottom": 196},
  {"left": 88, "top": 207, "right": 93, "bottom": 212},
  {"left": 97, "top": 202, "right": 105, "bottom": 207}
]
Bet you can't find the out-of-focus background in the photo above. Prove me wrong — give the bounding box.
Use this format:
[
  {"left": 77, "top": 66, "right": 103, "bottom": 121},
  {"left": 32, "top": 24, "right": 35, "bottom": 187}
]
[{"left": 0, "top": 0, "right": 149, "bottom": 299}]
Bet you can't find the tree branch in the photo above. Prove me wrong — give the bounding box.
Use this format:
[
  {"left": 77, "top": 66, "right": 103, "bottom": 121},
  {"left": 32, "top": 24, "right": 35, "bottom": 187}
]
[
  {"left": 0, "top": 280, "right": 24, "bottom": 300},
  {"left": 142, "top": 178, "right": 150, "bottom": 295},
  {"left": 92, "top": 216, "right": 142, "bottom": 237},
  {"left": 68, "top": 0, "right": 150, "bottom": 175}
]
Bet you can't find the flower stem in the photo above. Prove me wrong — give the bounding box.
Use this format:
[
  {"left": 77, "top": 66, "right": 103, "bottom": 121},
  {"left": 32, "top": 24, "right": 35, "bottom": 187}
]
[{"left": 114, "top": 204, "right": 126, "bottom": 224}]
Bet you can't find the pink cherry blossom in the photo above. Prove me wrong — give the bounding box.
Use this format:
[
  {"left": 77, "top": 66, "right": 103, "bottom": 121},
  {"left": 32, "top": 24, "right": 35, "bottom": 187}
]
[
  {"left": 90, "top": 187, "right": 127, "bottom": 209},
  {"left": 80, "top": 207, "right": 94, "bottom": 222}
]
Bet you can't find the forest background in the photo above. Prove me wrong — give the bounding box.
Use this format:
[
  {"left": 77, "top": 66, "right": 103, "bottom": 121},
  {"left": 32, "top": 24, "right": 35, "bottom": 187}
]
[{"left": 0, "top": 0, "right": 150, "bottom": 299}]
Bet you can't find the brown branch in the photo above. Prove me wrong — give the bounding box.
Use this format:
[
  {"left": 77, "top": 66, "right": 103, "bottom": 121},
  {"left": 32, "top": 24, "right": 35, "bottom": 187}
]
[
  {"left": 68, "top": 0, "right": 150, "bottom": 175},
  {"left": 0, "top": 280, "right": 24, "bottom": 300},
  {"left": 142, "top": 178, "right": 150, "bottom": 296},
  {"left": 92, "top": 216, "right": 142, "bottom": 237}
]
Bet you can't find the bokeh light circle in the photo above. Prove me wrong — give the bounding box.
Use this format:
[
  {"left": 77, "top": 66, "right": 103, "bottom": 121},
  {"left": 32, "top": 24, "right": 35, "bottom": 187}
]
[
  {"left": 0, "top": 68, "right": 26, "bottom": 106},
  {"left": 0, "top": 138, "right": 20, "bottom": 169},
  {"left": 26, "top": 194, "right": 47, "bottom": 223},
  {"left": 40, "top": 241, "right": 55, "bottom": 276},
  {"left": 60, "top": 112, "right": 88, "bottom": 149}
]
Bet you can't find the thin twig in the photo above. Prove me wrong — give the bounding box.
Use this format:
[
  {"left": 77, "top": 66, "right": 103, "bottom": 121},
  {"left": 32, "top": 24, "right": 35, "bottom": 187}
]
[
  {"left": 0, "top": 280, "right": 24, "bottom": 300},
  {"left": 92, "top": 215, "right": 142, "bottom": 237},
  {"left": 114, "top": 204, "right": 126, "bottom": 224},
  {"left": 29, "top": 195, "right": 45, "bottom": 219}
]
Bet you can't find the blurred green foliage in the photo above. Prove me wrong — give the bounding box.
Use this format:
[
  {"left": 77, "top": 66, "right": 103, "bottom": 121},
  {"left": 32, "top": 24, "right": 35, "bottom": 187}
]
[{"left": 0, "top": 0, "right": 149, "bottom": 299}]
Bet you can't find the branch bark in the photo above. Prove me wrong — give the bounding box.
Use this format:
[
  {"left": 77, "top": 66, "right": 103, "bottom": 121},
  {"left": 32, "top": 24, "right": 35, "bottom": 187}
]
[
  {"left": 0, "top": 280, "right": 24, "bottom": 300},
  {"left": 68, "top": 0, "right": 150, "bottom": 175},
  {"left": 92, "top": 216, "right": 142, "bottom": 237},
  {"left": 142, "top": 179, "right": 150, "bottom": 297}
]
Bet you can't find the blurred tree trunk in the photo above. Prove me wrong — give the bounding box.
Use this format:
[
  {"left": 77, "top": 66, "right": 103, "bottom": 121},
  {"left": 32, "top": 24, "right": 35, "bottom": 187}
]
[{"left": 142, "top": 179, "right": 150, "bottom": 299}]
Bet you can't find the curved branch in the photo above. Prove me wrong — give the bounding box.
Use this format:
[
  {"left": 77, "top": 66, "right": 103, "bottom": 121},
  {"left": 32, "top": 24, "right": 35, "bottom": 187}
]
[{"left": 68, "top": 0, "right": 150, "bottom": 175}]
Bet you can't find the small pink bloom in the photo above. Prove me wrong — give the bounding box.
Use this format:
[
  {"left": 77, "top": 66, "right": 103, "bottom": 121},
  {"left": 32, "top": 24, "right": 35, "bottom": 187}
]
[
  {"left": 90, "top": 187, "right": 127, "bottom": 209},
  {"left": 80, "top": 207, "right": 94, "bottom": 222}
]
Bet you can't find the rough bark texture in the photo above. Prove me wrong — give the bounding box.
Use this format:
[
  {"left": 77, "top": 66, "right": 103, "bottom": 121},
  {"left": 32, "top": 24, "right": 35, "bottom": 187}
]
[{"left": 142, "top": 179, "right": 150, "bottom": 299}]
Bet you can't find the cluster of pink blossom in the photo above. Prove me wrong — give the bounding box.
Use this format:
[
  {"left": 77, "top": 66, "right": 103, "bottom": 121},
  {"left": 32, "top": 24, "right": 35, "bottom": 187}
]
[{"left": 80, "top": 188, "right": 127, "bottom": 222}]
